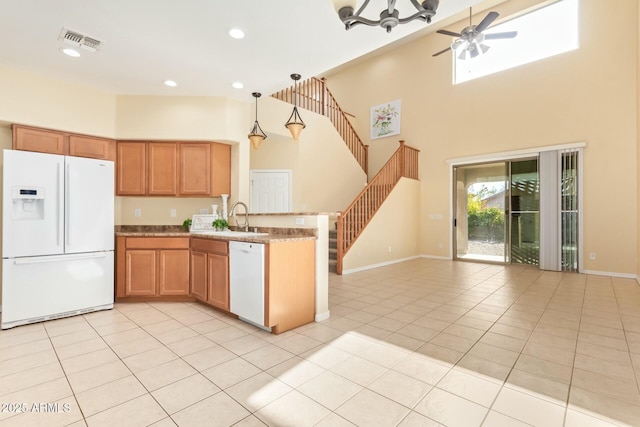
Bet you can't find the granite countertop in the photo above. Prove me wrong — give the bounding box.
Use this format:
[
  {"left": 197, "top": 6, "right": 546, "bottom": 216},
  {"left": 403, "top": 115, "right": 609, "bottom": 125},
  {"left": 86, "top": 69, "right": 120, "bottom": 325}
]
[{"left": 115, "top": 225, "right": 317, "bottom": 243}]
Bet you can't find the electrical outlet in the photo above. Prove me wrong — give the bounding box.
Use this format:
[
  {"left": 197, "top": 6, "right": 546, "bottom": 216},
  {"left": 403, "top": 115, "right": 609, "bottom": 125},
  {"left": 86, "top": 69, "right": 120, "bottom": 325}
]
[
  {"left": 388, "top": 246, "right": 392, "bottom": 253},
  {"left": 590, "top": 252, "right": 596, "bottom": 260},
  {"left": 296, "top": 217, "right": 304, "bottom": 225},
  {"left": 134, "top": 208, "right": 141, "bottom": 218},
  {"left": 438, "top": 241, "right": 443, "bottom": 248},
  {"left": 170, "top": 209, "right": 176, "bottom": 217}
]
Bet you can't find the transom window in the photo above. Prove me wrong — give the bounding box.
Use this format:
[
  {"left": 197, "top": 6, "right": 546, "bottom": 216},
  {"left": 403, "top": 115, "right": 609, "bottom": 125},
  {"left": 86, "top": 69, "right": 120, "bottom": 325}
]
[{"left": 454, "top": 0, "right": 579, "bottom": 84}]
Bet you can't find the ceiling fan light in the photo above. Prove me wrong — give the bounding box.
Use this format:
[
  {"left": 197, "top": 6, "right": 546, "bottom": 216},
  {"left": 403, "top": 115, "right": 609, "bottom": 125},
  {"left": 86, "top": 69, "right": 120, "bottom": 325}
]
[{"left": 479, "top": 43, "right": 490, "bottom": 54}]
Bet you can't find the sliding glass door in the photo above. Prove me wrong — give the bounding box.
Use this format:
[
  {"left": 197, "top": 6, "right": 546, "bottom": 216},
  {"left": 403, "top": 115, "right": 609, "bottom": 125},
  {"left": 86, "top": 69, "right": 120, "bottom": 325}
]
[
  {"left": 454, "top": 158, "right": 539, "bottom": 265},
  {"left": 454, "top": 162, "right": 508, "bottom": 263}
]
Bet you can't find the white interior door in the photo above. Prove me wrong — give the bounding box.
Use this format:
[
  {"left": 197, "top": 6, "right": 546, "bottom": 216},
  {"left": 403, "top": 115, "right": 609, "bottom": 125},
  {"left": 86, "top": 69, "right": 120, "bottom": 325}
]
[{"left": 250, "top": 170, "right": 291, "bottom": 213}]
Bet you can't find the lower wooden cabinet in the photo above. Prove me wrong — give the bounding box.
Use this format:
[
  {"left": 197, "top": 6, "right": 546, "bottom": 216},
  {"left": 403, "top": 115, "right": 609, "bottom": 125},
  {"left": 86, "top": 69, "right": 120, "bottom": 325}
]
[
  {"left": 190, "top": 238, "right": 229, "bottom": 311},
  {"left": 117, "top": 237, "right": 190, "bottom": 298}
]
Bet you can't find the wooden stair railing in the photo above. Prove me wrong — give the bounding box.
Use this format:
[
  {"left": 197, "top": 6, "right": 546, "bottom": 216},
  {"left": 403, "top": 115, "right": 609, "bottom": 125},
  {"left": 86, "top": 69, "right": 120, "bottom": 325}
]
[
  {"left": 272, "top": 77, "right": 368, "bottom": 175},
  {"left": 336, "top": 141, "right": 420, "bottom": 275}
]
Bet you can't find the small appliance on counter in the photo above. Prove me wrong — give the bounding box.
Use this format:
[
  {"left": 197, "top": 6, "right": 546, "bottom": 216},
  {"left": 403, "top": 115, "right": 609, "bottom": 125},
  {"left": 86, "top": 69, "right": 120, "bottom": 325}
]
[{"left": 1, "top": 150, "right": 115, "bottom": 329}]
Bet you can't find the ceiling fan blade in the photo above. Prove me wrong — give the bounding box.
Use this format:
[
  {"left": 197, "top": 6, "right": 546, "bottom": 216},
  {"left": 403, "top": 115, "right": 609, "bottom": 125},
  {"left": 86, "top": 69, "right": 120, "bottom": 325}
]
[
  {"left": 475, "top": 11, "right": 499, "bottom": 33},
  {"left": 484, "top": 31, "right": 518, "bottom": 40},
  {"left": 437, "top": 29, "right": 463, "bottom": 37},
  {"left": 432, "top": 47, "right": 452, "bottom": 57}
]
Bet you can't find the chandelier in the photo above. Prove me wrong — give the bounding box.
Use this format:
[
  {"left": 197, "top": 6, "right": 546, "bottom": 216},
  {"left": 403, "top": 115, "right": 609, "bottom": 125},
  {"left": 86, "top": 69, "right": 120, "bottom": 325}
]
[{"left": 333, "top": 0, "right": 439, "bottom": 33}]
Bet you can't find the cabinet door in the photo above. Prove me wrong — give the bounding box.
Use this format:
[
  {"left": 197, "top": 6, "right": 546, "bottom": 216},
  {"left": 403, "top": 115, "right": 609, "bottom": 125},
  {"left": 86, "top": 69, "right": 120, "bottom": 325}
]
[
  {"left": 69, "top": 135, "right": 115, "bottom": 161},
  {"left": 148, "top": 143, "right": 178, "bottom": 196},
  {"left": 117, "top": 142, "right": 146, "bottom": 195},
  {"left": 158, "top": 250, "right": 190, "bottom": 296},
  {"left": 13, "top": 126, "right": 65, "bottom": 155},
  {"left": 211, "top": 143, "right": 231, "bottom": 197},
  {"left": 207, "top": 253, "right": 229, "bottom": 310},
  {"left": 125, "top": 250, "right": 157, "bottom": 296},
  {"left": 179, "top": 143, "right": 211, "bottom": 196},
  {"left": 190, "top": 251, "right": 207, "bottom": 301}
]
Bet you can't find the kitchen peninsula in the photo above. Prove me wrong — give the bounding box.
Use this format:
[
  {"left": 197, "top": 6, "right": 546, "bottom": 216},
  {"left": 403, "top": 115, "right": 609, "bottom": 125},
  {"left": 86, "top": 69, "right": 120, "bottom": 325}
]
[{"left": 115, "top": 225, "right": 318, "bottom": 334}]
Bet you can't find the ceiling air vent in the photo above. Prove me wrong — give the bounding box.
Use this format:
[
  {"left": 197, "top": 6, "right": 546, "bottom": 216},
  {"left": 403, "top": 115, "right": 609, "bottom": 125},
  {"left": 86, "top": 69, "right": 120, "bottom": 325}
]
[{"left": 59, "top": 27, "right": 102, "bottom": 52}]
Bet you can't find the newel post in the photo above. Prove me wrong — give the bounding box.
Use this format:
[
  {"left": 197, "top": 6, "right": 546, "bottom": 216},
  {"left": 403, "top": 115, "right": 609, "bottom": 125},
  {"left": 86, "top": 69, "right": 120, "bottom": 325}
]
[{"left": 336, "top": 213, "right": 344, "bottom": 275}]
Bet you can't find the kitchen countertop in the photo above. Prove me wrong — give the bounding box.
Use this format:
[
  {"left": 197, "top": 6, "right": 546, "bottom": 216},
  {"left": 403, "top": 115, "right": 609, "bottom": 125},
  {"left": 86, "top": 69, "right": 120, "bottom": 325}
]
[{"left": 115, "top": 225, "right": 317, "bottom": 243}]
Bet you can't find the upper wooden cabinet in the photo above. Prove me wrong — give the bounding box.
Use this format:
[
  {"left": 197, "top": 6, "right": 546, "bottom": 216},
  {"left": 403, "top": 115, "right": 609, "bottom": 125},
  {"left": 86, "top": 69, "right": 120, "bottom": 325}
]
[
  {"left": 68, "top": 135, "right": 116, "bottom": 160},
  {"left": 148, "top": 143, "right": 178, "bottom": 196},
  {"left": 117, "top": 142, "right": 147, "bottom": 196},
  {"left": 13, "top": 125, "right": 115, "bottom": 160},
  {"left": 180, "top": 143, "right": 211, "bottom": 196},
  {"left": 13, "top": 126, "right": 65, "bottom": 155},
  {"left": 116, "top": 141, "right": 230, "bottom": 197}
]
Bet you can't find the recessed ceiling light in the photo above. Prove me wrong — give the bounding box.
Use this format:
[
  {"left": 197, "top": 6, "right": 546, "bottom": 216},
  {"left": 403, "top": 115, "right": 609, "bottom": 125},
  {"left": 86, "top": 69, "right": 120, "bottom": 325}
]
[
  {"left": 229, "top": 28, "right": 245, "bottom": 39},
  {"left": 61, "top": 48, "right": 80, "bottom": 57},
  {"left": 164, "top": 80, "right": 178, "bottom": 87},
  {"left": 232, "top": 82, "right": 244, "bottom": 89}
]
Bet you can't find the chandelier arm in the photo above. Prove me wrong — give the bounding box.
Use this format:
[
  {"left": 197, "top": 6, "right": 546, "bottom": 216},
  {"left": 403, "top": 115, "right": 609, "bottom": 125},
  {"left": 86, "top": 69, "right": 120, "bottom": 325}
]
[
  {"left": 408, "top": 0, "right": 425, "bottom": 11},
  {"left": 397, "top": 10, "right": 436, "bottom": 24},
  {"left": 353, "top": 0, "right": 372, "bottom": 18},
  {"left": 343, "top": 15, "right": 384, "bottom": 28}
]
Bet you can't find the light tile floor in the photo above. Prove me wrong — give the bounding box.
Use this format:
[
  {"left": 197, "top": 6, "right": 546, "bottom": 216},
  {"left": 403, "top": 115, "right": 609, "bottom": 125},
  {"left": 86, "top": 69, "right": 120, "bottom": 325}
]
[{"left": 2, "top": 259, "right": 640, "bottom": 426}]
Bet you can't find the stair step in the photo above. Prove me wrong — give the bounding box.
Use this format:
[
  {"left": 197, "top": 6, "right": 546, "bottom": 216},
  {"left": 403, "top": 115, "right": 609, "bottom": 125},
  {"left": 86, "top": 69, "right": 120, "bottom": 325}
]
[
  {"left": 328, "top": 230, "right": 337, "bottom": 238},
  {"left": 328, "top": 259, "right": 337, "bottom": 273}
]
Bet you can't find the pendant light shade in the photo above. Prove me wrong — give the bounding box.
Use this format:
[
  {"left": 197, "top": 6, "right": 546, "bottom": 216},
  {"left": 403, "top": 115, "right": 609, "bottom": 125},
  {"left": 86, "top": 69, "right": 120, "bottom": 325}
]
[
  {"left": 248, "top": 92, "right": 267, "bottom": 149},
  {"left": 285, "top": 73, "right": 305, "bottom": 141}
]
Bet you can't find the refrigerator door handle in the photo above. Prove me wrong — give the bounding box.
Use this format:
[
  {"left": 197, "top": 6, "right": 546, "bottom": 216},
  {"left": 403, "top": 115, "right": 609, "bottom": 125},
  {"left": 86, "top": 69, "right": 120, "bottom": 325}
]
[
  {"left": 65, "top": 163, "right": 71, "bottom": 248},
  {"left": 13, "top": 252, "right": 107, "bottom": 265},
  {"left": 57, "top": 162, "right": 64, "bottom": 248}
]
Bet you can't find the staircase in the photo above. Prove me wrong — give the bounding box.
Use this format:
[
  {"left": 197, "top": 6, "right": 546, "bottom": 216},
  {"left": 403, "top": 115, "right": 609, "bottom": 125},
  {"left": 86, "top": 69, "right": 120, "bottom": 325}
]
[
  {"left": 336, "top": 141, "right": 420, "bottom": 275},
  {"left": 272, "top": 78, "right": 418, "bottom": 274},
  {"left": 271, "top": 77, "right": 369, "bottom": 175},
  {"left": 329, "top": 228, "right": 338, "bottom": 273}
]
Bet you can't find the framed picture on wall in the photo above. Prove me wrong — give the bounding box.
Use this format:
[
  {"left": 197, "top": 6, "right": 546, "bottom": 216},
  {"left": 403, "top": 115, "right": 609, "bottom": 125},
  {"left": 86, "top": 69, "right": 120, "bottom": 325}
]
[{"left": 370, "top": 99, "right": 401, "bottom": 140}]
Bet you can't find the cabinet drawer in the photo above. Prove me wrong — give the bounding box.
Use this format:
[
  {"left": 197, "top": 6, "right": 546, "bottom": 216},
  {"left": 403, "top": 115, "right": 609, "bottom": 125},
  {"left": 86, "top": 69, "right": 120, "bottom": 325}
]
[
  {"left": 126, "top": 237, "right": 190, "bottom": 249},
  {"left": 191, "top": 238, "right": 228, "bottom": 255}
]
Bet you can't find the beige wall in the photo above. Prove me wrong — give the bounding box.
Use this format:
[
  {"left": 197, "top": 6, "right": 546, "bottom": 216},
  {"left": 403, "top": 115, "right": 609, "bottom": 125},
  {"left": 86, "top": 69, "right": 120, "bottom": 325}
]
[
  {"left": 250, "top": 97, "right": 367, "bottom": 213},
  {"left": 343, "top": 178, "right": 421, "bottom": 272},
  {"left": 326, "top": 0, "right": 639, "bottom": 276},
  {"left": 0, "top": 66, "right": 116, "bottom": 137}
]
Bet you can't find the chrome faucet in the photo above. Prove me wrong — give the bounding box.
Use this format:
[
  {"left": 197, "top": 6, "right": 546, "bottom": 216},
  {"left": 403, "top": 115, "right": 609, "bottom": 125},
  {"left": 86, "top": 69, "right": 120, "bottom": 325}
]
[{"left": 229, "top": 201, "right": 249, "bottom": 232}]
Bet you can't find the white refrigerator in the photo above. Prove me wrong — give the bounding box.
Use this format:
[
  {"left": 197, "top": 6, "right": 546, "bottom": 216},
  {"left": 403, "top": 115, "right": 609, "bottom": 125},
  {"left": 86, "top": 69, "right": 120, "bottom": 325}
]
[{"left": 2, "top": 149, "right": 114, "bottom": 329}]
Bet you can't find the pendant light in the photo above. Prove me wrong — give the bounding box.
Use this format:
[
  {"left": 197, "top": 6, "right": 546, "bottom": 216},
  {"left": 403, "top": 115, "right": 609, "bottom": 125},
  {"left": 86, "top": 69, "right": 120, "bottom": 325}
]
[
  {"left": 284, "top": 73, "right": 305, "bottom": 141},
  {"left": 248, "top": 92, "right": 267, "bottom": 149}
]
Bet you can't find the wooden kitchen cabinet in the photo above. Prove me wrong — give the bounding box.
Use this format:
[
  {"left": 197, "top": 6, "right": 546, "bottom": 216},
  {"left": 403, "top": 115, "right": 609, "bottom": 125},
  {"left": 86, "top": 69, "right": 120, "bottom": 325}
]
[
  {"left": 116, "top": 236, "right": 190, "bottom": 298},
  {"left": 190, "top": 238, "right": 229, "bottom": 311},
  {"left": 158, "top": 250, "right": 190, "bottom": 295},
  {"left": 116, "top": 141, "right": 230, "bottom": 197},
  {"left": 180, "top": 143, "right": 211, "bottom": 195},
  {"left": 13, "top": 126, "right": 65, "bottom": 154},
  {"left": 13, "top": 125, "right": 115, "bottom": 160},
  {"left": 68, "top": 135, "right": 115, "bottom": 160},
  {"left": 116, "top": 142, "right": 146, "bottom": 195},
  {"left": 211, "top": 142, "right": 231, "bottom": 197},
  {"left": 125, "top": 250, "right": 156, "bottom": 296},
  {"left": 148, "top": 143, "right": 178, "bottom": 195}
]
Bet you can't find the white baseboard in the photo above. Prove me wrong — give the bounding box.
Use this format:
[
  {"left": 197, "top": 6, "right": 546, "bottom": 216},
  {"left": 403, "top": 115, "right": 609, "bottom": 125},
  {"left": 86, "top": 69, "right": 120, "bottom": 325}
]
[
  {"left": 315, "top": 311, "right": 330, "bottom": 322},
  {"left": 342, "top": 256, "right": 421, "bottom": 275},
  {"left": 581, "top": 269, "right": 638, "bottom": 279},
  {"left": 420, "top": 254, "right": 452, "bottom": 261}
]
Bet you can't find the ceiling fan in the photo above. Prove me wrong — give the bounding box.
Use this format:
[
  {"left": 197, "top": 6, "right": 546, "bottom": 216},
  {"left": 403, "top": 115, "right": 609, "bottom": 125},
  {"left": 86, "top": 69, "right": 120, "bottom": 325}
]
[{"left": 432, "top": 9, "right": 517, "bottom": 60}]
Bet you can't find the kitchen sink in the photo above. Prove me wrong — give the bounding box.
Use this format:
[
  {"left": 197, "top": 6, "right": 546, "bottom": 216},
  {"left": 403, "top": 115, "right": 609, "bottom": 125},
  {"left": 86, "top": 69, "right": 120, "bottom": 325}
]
[{"left": 190, "top": 230, "right": 269, "bottom": 237}]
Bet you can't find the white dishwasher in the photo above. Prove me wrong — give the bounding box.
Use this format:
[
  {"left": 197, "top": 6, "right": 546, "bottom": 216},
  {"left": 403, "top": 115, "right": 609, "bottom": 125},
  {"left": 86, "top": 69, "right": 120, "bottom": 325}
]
[{"left": 229, "top": 241, "right": 266, "bottom": 327}]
